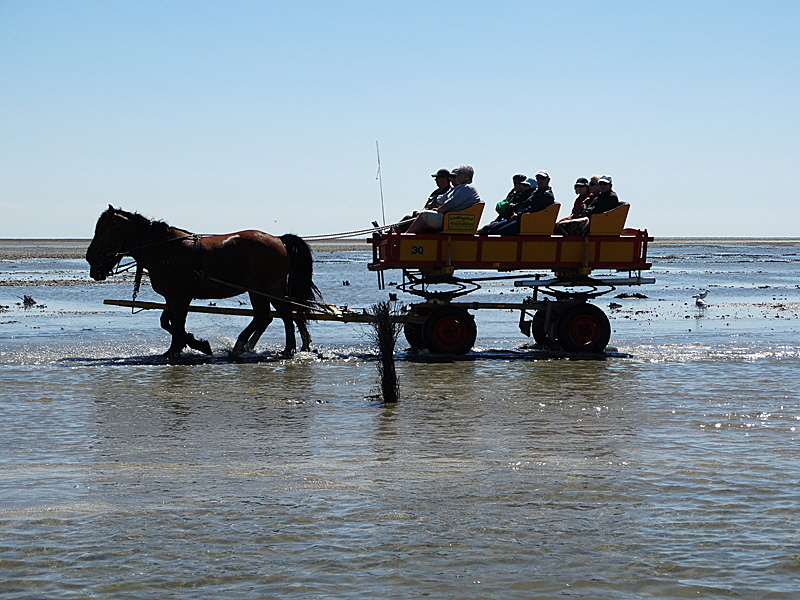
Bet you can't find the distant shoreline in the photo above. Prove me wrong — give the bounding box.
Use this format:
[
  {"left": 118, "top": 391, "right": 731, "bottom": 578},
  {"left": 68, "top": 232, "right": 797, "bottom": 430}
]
[{"left": 2, "top": 237, "right": 799, "bottom": 260}]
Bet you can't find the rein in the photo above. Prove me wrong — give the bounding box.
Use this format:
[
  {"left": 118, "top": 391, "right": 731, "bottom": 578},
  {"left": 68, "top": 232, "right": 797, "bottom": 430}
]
[
  {"left": 204, "top": 275, "right": 331, "bottom": 314},
  {"left": 302, "top": 219, "right": 411, "bottom": 241},
  {"left": 109, "top": 233, "right": 197, "bottom": 260}
]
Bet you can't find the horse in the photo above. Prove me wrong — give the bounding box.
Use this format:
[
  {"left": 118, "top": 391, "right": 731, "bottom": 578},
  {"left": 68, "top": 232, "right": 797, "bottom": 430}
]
[{"left": 86, "top": 205, "right": 321, "bottom": 359}]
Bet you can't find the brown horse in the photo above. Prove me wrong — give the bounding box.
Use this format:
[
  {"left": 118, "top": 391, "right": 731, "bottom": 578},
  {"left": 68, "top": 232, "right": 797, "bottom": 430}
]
[{"left": 86, "top": 205, "right": 321, "bottom": 359}]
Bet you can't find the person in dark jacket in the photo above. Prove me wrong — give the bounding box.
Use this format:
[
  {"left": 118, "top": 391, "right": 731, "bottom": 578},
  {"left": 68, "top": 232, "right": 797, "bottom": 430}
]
[
  {"left": 483, "top": 170, "right": 555, "bottom": 235},
  {"left": 569, "top": 177, "right": 591, "bottom": 216},
  {"left": 555, "top": 175, "right": 621, "bottom": 235},
  {"left": 395, "top": 168, "right": 454, "bottom": 232},
  {"left": 478, "top": 174, "right": 535, "bottom": 233}
]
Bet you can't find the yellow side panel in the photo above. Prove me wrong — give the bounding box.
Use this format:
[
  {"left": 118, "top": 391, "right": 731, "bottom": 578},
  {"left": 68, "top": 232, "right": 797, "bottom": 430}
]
[
  {"left": 559, "top": 240, "right": 588, "bottom": 263},
  {"left": 398, "top": 239, "right": 439, "bottom": 261},
  {"left": 520, "top": 240, "right": 558, "bottom": 262},
  {"left": 598, "top": 240, "right": 635, "bottom": 262},
  {"left": 450, "top": 239, "right": 478, "bottom": 262},
  {"left": 481, "top": 240, "right": 518, "bottom": 262}
]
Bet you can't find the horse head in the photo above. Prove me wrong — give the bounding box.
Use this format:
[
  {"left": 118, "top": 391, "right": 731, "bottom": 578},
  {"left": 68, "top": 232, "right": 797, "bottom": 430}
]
[{"left": 86, "top": 205, "right": 133, "bottom": 280}]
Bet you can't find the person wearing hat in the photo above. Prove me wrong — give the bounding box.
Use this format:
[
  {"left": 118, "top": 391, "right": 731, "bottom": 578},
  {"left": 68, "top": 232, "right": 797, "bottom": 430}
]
[
  {"left": 406, "top": 164, "right": 482, "bottom": 234},
  {"left": 478, "top": 174, "right": 536, "bottom": 234},
  {"left": 522, "top": 170, "right": 556, "bottom": 213},
  {"left": 394, "top": 168, "right": 454, "bottom": 232},
  {"left": 555, "top": 174, "right": 621, "bottom": 235},
  {"left": 569, "top": 177, "right": 591, "bottom": 216},
  {"left": 482, "top": 171, "right": 555, "bottom": 235},
  {"left": 425, "top": 168, "right": 455, "bottom": 209},
  {"left": 585, "top": 175, "right": 620, "bottom": 215}
]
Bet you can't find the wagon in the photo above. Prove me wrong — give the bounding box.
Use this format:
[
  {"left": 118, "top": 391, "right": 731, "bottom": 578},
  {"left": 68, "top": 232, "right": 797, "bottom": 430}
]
[{"left": 366, "top": 201, "right": 654, "bottom": 354}]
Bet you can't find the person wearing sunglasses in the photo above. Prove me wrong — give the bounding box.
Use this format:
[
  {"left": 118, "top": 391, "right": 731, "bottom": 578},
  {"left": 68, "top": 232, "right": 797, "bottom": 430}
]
[
  {"left": 555, "top": 175, "right": 621, "bottom": 235},
  {"left": 570, "top": 177, "right": 591, "bottom": 216}
]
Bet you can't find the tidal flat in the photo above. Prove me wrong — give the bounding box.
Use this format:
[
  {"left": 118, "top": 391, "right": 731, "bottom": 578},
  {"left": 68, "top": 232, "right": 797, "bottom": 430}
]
[{"left": 1, "top": 238, "right": 799, "bottom": 599}]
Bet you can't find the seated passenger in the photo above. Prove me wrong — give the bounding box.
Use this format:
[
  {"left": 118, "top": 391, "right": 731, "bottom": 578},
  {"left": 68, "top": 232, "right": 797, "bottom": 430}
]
[
  {"left": 395, "top": 168, "right": 453, "bottom": 232},
  {"left": 406, "top": 164, "right": 482, "bottom": 234},
  {"left": 555, "top": 175, "right": 621, "bottom": 236},
  {"left": 482, "top": 170, "right": 555, "bottom": 235},
  {"left": 587, "top": 174, "right": 601, "bottom": 199},
  {"left": 570, "top": 177, "right": 591, "bottom": 216},
  {"left": 478, "top": 174, "right": 535, "bottom": 234}
]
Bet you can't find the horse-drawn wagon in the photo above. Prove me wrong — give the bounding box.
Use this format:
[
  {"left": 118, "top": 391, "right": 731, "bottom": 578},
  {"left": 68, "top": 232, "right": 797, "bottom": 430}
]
[{"left": 95, "top": 201, "right": 654, "bottom": 357}]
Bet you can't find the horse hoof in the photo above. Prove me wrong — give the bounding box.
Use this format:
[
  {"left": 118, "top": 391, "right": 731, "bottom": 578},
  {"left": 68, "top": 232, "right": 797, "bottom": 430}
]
[{"left": 196, "top": 340, "right": 213, "bottom": 355}]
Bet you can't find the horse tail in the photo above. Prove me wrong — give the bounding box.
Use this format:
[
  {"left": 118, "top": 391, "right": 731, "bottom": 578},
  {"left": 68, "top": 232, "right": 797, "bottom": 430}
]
[{"left": 280, "top": 234, "right": 322, "bottom": 327}]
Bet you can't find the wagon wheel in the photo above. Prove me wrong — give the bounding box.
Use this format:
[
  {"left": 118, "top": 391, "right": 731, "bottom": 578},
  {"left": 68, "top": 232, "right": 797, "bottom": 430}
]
[
  {"left": 532, "top": 308, "right": 559, "bottom": 346},
  {"left": 422, "top": 305, "right": 477, "bottom": 355},
  {"left": 403, "top": 307, "right": 432, "bottom": 350},
  {"left": 556, "top": 303, "right": 611, "bottom": 354},
  {"left": 403, "top": 322, "right": 426, "bottom": 350}
]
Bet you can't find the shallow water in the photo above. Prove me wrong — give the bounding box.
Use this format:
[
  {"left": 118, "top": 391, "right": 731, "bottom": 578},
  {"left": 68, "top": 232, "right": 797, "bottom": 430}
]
[{"left": 1, "top": 240, "right": 799, "bottom": 599}]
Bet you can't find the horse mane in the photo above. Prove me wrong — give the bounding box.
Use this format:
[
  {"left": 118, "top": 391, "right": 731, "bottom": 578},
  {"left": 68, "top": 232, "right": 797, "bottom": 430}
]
[{"left": 108, "top": 206, "right": 176, "bottom": 239}]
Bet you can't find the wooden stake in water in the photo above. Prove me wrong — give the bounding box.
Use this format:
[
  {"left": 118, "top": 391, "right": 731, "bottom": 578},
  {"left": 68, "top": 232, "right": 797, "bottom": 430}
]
[{"left": 367, "top": 301, "right": 402, "bottom": 403}]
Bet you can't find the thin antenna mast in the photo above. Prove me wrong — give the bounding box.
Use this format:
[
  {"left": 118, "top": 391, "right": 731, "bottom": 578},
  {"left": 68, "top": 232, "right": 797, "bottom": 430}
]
[{"left": 376, "top": 141, "right": 386, "bottom": 226}]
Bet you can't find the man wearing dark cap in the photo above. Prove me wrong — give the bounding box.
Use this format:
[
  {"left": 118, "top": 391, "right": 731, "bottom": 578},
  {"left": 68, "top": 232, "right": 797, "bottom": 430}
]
[
  {"left": 426, "top": 168, "right": 454, "bottom": 209},
  {"left": 569, "top": 177, "right": 591, "bottom": 216},
  {"left": 395, "top": 168, "right": 453, "bottom": 232},
  {"left": 406, "top": 164, "right": 482, "bottom": 234}
]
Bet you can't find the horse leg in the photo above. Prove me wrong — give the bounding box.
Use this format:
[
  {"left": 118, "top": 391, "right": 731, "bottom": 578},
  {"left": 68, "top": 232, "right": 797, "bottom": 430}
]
[
  {"left": 162, "top": 307, "right": 212, "bottom": 355},
  {"left": 232, "top": 323, "right": 256, "bottom": 357},
  {"left": 160, "top": 309, "right": 174, "bottom": 333},
  {"left": 297, "top": 319, "right": 312, "bottom": 352},
  {"left": 245, "top": 319, "right": 270, "bottom": 352},
  {"left": 186, "top": 334, "right": 213, "bottom": 355},
  {"left": 163, "top": 301, "right": 190, "bottom": 359},
  {"left": 232, "top": 295, "right": 272, "bottom": 356},
  {"left": 247, "top": 293, "right": 275, "bottom": 352},
  {"left": 274, "top": 299, "right": 297, "bottom": 357}
]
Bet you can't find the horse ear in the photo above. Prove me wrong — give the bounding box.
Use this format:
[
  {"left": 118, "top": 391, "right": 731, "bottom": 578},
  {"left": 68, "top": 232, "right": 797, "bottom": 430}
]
[{"left": 108, "top": 204, "right": 114, "bottom": 212}]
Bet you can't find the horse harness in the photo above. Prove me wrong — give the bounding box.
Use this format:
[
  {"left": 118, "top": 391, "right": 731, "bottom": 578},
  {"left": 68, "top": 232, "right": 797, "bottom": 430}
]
[
  {"left": 122, "top": 234, "right": 326, "bottom": 314},
  {"left": 192, "top": 234, "right": 204, "bottom": 280}
]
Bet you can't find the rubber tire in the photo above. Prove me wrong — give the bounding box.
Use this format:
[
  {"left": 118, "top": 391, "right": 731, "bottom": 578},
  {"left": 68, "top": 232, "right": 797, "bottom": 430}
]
[
  {"left": 532, "top": 309, "right": 558, "bottom": 346},
  {"left": 422, "top": 305, "right": 477, "bottom": 355},
  {"left": 556, "top": 303, "right": 611, "bottom": 354},
  {"left": 403, "top": 322, "right": 426, "bottom": 350}
]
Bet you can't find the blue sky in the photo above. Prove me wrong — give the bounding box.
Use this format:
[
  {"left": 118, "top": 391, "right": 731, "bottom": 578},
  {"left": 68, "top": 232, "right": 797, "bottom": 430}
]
[{"left": 1, "top": 0, "right": 798, "bottom": 238}]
